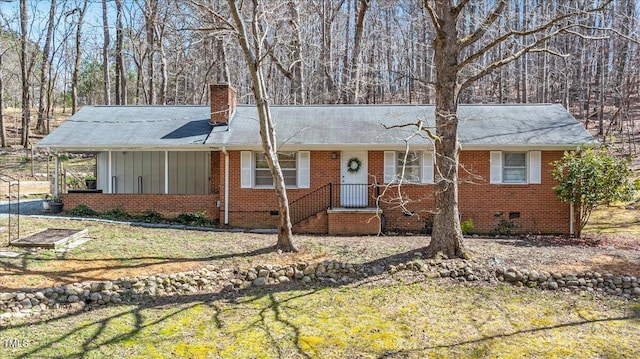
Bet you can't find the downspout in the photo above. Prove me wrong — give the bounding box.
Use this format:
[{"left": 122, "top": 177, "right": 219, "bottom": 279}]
[
  {"left": 570, "top": 202, "right": 574, "bottom": 237},
  {"left": 222, "top": 146, "right": 229, "bottom": 225},
  {"left": 569, "top": 145, "right": 581, "bottom": 237}
]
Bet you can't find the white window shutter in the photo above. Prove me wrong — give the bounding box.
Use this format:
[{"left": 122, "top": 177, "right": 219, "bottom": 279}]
[
  {"left": 529, "top": 151, "right": 542, "bottom": 184},
  {"left": 422, "top": 151, "right": 434, "bottom": 184},
  {"left": 297, "top": 151, "right": 310, "bottom": 188},
  {"left": 384, "top": 151, "right": 396, "bottom": 183},
  {"left": 240, "top": 151, "right": 253, "bottom": 188},
  {"left": 490, "top": 151, "right": 502, "bottom": 184}
]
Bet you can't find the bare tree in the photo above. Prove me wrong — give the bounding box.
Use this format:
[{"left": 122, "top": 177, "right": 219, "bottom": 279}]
[
  {"left": 102, "top": 0, "right": 111, "bottom": 105},
  {"left": 191, "top": 0, "right": 299, "bottom": 252},
  {"left": 419, "top": 0, "right": 613, "bottom": 259},
  {"left": 228, "top": 0, "right": 298, "bottom": 252},
  {"left": 143, "top": 0, "right": 158, "bottom": 104},
  {"left": 0, "top": 39, "right": 5, "bottom": 148},
  {"left": 338, "top": 0, "right": 371, "bottom": 103},
  {"left": 71, "top": 0, "right": 89, "bottom": 115},
  {"left": 19, "top": 0, "right": 30, "bottom": 147},
  {"left": 115, "top": 0, "right": 126, "bottom": 105},
  {"left": 35, "top": 0, "right": 56, "bottom": 133}
]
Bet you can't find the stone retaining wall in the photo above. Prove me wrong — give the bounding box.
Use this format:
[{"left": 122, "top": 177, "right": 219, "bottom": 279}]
[{"left": 1, "top": 259, "right": 638, "bottom": 323}]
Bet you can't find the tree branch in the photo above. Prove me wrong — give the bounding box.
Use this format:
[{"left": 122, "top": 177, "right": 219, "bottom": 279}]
[
  {"left": 422, "top": 0, "right": 442, "bottom": 37},
  {"left": 458, "top": 0, "right": 507, "bottom": 49},
  {"left": 456, "top": 0, "right": 613, "bottom": 72},
  {"left": 459, "top": 25, "right": 572, "bottom": 91}
]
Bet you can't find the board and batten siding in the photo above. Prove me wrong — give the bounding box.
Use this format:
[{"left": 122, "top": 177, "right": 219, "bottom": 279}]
[
  {"left": 168, "top": 151, "right": 210, "bottom": 194},
  {"left": 97, "top": 151, "right": 209, "bottom": 194}
]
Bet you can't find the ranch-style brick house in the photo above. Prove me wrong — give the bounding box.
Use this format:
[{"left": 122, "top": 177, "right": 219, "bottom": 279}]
[{"left": 37, "top": 84, "right": 594, "bottom": 236}]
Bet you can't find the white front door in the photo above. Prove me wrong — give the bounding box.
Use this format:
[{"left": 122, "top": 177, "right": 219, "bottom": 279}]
[{"left": 341, "top": 151, "right": 368, "bottom": 207}]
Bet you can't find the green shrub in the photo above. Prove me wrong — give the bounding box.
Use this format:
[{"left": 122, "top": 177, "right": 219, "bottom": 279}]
[
  {"left": 460, "top": 219, "right": 474, "bottom": 235},
  {"left": 67, "top": 204, "right": 99, "bottom": 217},
  {"left": 492, "top": 219, "right": 516, "bottom": 236},
  {"left": 175, "top": 211, "right": 217, "bottom": 227},
  {"left": 139, "top": 209, "right": 164, "bottom": 223},
  {"left": 102, "top": 208, "right": 133, "bottom": 221},
  {"left": 552, "top": 146, "right": 636, "bottom": 235}
]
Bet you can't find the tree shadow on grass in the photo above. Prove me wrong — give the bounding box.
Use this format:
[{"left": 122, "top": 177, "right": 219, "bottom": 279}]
[
  {"left": 378, "top": 314, "right": 639, "bottom": 359},
  {"left": 2, "top": 247, "right": 639, "bottom": 358},
  {"left": 1, "top": 249, "right": 420, "bottom": 358}
]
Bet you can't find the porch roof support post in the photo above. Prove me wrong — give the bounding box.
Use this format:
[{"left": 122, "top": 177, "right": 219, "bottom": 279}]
[
  {"left": 107, "top": 150, "right": 112, "bottom": 194},
  {"left": 164, "top": 150, "right": 169, "bottom": 194},
  {"left": 224, "top": 148, "right": 229, "bottom": 225},
  {"left": 54, "top": 153, "right": 59, "bottom": 197}
]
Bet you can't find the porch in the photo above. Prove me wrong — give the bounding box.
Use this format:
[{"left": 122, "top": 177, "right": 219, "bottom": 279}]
[
  {"left": 291, "top": 183, "right": 383, "bottom": 235},
  {"left": 53, "top": 149, "right": 219, "bottom": 220}
]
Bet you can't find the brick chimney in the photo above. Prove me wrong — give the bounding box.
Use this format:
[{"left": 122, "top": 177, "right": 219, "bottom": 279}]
[{"left": 209, "top": 83, "right": 237, "bottom": 125}]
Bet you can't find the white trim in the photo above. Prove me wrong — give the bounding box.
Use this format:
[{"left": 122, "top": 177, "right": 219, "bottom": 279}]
[
  {"left": 297, "top": 151, "right": 310, "bottom": 188},
  {"left": 107, "top": 150, "right": 112, "bottom": 194},
  {"left": 164, "top": 150, "right": 169, "bottom": 194},
  {"left": 529, "top": 151, "right": 542, "bottom": 184},
  {"left": 54, "top": 154, "right": 59, "bottom": 197},
  {"left": 222, "top": 147, "right": 229, "bottom": 225},
  {"left": 422, "top": 151, "right": 434, "bottom": 184},
  {"left": 240, "top": 151, "right": 253, "bottom": 188},
  {"left": 490, "top": 151, "right": 502, "bottom": 184},
  {"left": 383, "top": 151, "right": 396, "bottom": 183}
]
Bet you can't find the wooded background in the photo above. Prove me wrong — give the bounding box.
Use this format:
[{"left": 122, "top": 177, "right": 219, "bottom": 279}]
[{"left": 0, "top": 0, "right": 637, "bottom": 150}]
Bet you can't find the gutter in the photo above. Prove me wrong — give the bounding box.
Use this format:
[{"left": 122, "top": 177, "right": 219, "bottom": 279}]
[{"left": 222, "top": 146, "right": 229, "bottom": 225}]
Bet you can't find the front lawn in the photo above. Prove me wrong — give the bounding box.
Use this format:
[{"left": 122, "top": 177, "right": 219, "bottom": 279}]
[
  {"left": 1, "top": 212, "right": 639, "bottom": 358},
  {"left": 2, "top": 280, "right": 638, "bottom": 358}
]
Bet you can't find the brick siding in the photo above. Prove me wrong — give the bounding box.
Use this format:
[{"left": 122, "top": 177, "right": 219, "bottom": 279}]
[
  {"left": 62, "top": 149, "right": 574, "bottom": 235},
  {"left": 61, "top": 193, "right": 220, "bottom": 220},
  {"left": 223, "top": 150, "right": 572, "bottom": 235}
]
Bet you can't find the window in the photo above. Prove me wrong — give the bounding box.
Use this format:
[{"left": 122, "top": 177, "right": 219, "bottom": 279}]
[
  {"left": 397, "top": 151, "right": 421, "bottom": 183},
  {"left": 384, "top": 150, "right": 434, "bottom": 184},
  {"left": 490, "top": 151, "right": 541, "bottom": 184},
  {"left": 503, "top": 152, "right": 526, "bottom": 183},
  {"left": 255, "top": 152, "right": 297, "bottom": 186},
  {"left": 241, "top": 150, "right": 310, "bottom": 189}
]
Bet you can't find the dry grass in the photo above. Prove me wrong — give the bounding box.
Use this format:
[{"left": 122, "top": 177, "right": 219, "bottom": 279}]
[
  {"left": 0, "top": 205, "right": 639, "bottom": 358},
  {"left": 1, "top": 281, "right": 638, "bottom": 358},
  {"left": 1, "top": 216, "right": 639, "bottom": 291}
]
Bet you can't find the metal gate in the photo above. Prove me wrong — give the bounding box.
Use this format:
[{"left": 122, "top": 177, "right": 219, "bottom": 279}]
[{"left": 0, "top": 174, "right": 20, "bottom": 245}]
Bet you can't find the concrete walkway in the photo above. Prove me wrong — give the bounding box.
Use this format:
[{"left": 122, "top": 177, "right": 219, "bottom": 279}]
[{"left": 0, "top": 198, "right": 46, "bottom": 218}]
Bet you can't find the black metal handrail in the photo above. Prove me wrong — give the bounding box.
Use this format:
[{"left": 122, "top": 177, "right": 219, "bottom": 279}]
[
  {"left": 289, "top": 183, "right": 331, "bottom": 225},
  {"left": 289, "top": 183, "right": 381, "bottom": 225}
]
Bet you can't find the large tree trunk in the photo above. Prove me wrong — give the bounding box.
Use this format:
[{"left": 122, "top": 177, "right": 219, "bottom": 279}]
[
  {"left": 115, "top": 0, "right": 125, "bottom": 105},
  {"left": 102, "top": 0, "right": 111, "bottom": 105},
  {"left": 36, "top": 0, "right": 56, "bottom": 133},
  {"left": 427, "top": 0, "right": 467, "bottom": 259},
  {"left": 288, "top": 0, "right": 304, "bottom": 104},
  {"left": 72, "top": 0, "right": 89, "bottom": 115},
  {"left": 145, "top": 0, "right": 157, "bottom": 105},
  {"left": 0, "top": 41, "right": 5, "bottom": 148},
  {"left": 20, "top": 0, "right": 30, "bottom": 147}
]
